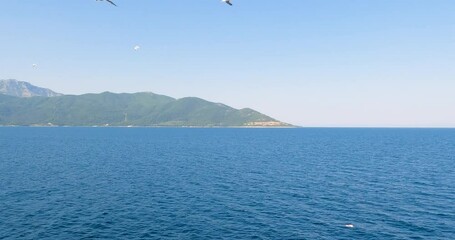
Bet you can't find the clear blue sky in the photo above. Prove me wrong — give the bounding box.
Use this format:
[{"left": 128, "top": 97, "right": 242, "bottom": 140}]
[{"left": 1, "top": 0, "right": 454, "bottom": 127}]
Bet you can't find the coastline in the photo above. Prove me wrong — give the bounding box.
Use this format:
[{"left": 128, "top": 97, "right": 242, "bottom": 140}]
[{"left": 0, "top": 125, "right": 298, "bottom": 128}]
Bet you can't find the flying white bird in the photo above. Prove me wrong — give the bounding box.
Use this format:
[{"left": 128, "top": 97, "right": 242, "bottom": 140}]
[
  {"left": 222, "top": 0, "right": 233, "bottom": 6},
  {"left": 32, "top": 64, "right": 37, "bottom": 68},
  {"left": 133, "top": 45, "right": 140, "bottom": 51},
  {"left": 96, "top": 0, "right": 117, "bottom": 6}
]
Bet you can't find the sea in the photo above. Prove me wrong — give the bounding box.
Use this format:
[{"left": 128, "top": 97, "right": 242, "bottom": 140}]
[{"left": 0, "top": 127, "right": 454, "bottom": 239}]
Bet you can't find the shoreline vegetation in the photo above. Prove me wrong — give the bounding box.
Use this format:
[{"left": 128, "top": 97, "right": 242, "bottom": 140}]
[
  {"left": 0, "top": 122, "right": 296, "bottom": 128},
  {"left": 0, "top": 121, "right": 293, "bottom": 128}
]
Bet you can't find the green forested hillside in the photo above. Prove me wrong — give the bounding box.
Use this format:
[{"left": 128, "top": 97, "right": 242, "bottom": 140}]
[{"left": 0, "top": 92, "right": 288, "bottom": 127}]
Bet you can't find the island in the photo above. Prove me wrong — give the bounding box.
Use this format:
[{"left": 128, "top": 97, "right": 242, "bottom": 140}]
[{"left": 0, "top": 79, "right": 292, "bottom": 127}]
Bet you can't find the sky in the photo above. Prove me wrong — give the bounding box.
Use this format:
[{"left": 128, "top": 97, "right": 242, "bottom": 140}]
[{"left": 1, "top": 0, "right": 454, "bottom": 127}]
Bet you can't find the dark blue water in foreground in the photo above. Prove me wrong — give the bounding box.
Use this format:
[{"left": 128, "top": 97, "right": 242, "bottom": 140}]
[{"left": 1, "top": 128, "right": 454, "bottom": 239}]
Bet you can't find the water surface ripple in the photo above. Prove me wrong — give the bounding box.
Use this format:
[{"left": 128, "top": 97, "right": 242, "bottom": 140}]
[{"left": 0, "top": 128, "right": 454, "bottom": 239}]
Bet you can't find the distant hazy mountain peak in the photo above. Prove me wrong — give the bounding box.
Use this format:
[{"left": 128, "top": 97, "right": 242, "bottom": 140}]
[{"left": 0, "top": 79, "right": 62, "bottom": 97}]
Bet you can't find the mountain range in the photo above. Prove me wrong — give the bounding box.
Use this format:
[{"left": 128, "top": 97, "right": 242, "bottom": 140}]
[{"left": 0, "top": 80, "right": 290, "bottom": 127}]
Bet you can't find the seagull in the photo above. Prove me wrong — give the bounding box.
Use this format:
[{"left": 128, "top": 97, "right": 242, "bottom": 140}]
[
  {"left": 97, "top": 0, "right": 117, "bottom": 6},
  {"left": 222, "top": 0, "right": 233, "bottom": 6}
]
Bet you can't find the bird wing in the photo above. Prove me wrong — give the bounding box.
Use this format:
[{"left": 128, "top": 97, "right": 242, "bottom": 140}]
[{"left": 106, "top": 0, "right": 117, "bottom": 6}]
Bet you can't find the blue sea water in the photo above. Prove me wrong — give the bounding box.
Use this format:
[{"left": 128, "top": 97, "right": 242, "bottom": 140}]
[{"left": 0, "top": 128, "right": 454, "bottom": 239}]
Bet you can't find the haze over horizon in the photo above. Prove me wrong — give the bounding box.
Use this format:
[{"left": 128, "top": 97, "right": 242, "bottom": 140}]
[{"left": 1, "top": 1, "right": 454, "bottom": 127}]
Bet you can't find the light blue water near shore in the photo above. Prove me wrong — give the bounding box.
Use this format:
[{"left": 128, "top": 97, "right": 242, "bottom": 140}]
[{"left": 0, "top": 128, "right": 454, "bottom": 239}]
